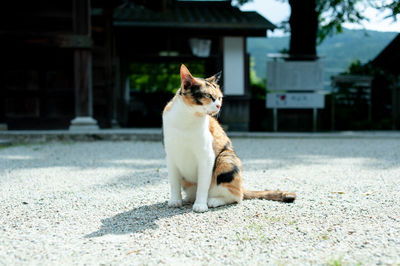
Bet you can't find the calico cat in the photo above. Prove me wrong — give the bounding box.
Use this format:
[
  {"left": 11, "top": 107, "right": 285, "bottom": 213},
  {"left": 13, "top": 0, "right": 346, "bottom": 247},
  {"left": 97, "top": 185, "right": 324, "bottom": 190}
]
[{"left": 162, "top": 64, "right": 296, "bottom": 212}]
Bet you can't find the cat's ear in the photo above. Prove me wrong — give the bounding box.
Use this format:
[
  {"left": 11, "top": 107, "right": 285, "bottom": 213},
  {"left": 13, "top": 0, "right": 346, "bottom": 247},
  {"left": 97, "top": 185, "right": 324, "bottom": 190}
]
[
  {"left": 180, "top": 64, "right": 196, "bottom": 90},
  {"left": 206, "top": 71, "right": 222, "bottom": 84}
]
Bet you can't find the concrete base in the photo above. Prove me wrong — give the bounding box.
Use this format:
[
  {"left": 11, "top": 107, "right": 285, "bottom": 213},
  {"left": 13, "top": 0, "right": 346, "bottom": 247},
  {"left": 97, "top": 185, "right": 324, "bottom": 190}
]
[
  {"left": 0, "top": 139, "right": 11, "bottom": 146},
  {"left": 111, "top": 119, "right": 120, "bottom": 129},
  {"left": 69, "top": 117, "right": 99, "bottom": 131},
  {"left": 1, "top": 129, "right": 400, "bottom": 144},
  {"left": 0, "top": 124, "right": 8, "bottom": 131}
]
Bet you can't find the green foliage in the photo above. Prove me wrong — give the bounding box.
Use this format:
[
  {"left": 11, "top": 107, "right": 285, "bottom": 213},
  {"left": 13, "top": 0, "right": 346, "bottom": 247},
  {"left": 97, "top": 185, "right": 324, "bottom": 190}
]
[
  {"left": 129, "top": 61, "right": 205, "bottom": 93},
  {"left": 371, "top": 1, "right": 400, "bottom": 20},
  {"left": 345, "top": 59, "right": 367, "bottom": 75},
  {"left": 249, "top": 56, "right": 266, "bottom": 100},
  {"left": 293, "top": 0, "right": 399, "bottom": 44},
  {"left": 317, "top": 0, "right": 365, "bottom": 44},
  {"left": 127, "top": 61, "right": 207, "bottom": 127},
  {"left": 249, "top": 57, "right": 261, "bottom": 85},
  {"left": 387, "top": 1, "right": 400, "bottom": 18},
  {"left": 327, "top": 257, "right": 344, "bottom": 266},
  {"left": 277, "top": 0, "right": 399, "bottom": 46}
]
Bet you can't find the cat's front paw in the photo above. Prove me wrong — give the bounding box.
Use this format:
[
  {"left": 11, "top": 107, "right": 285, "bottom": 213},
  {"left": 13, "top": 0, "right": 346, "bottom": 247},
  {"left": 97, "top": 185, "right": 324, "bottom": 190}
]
[
  {"left": 168, "top": 199, "right": 183, "bottom": 208},
  {"left": 193, "top": 202, "right": 208, "bottom": 213}
]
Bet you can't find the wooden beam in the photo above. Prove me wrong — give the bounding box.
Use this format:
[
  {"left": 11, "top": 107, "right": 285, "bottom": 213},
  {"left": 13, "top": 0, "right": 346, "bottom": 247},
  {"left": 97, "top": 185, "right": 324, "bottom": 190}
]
[{"left": 0, "top": 33, "right": 92, "bottom": 48}]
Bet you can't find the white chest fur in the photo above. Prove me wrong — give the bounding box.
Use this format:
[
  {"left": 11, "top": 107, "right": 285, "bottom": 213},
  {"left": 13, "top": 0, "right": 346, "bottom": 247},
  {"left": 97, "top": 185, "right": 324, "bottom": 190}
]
[{"left": 163, "top": 98, "right": 215, "bottom": 183}]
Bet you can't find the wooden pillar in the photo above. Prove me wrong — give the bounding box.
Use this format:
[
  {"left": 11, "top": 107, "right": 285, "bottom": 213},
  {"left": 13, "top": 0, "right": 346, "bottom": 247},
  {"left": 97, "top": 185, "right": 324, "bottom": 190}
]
[
  {"left": 69, "top": 0, "right": 99, "bottom": 130},
  {"left": 0, "top": 83, "right": 6, "bottom": 130},
  {"left": 104, "top": 5, "right": 119, "bottom": 128},
  {"left": 73, "top": 50, "right": 92, "bottom": 118},
  {"left": 393, "top": 76, "right": 400, "bottom": 130}
]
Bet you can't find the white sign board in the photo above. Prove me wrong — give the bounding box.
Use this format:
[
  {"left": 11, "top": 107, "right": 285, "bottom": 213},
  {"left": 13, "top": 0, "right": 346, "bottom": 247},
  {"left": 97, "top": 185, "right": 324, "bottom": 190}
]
[
  {"left": 267, "top": 61, "right": 324, "bottom": 91},
  {"left": 266, "top": 93, "right": 325, "bottom": 109}
]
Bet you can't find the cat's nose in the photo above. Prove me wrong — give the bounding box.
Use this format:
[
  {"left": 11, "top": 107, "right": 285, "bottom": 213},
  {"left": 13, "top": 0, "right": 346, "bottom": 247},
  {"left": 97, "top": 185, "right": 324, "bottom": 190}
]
[{"left": 216, "top": 104, "right": 221, "bottom": 109}]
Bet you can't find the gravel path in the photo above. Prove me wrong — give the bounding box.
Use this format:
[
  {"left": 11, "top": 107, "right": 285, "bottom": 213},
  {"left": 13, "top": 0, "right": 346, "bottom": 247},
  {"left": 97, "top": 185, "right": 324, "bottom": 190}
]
[{"left": 0, "top": 138, "right": 399, "bottom": 265}]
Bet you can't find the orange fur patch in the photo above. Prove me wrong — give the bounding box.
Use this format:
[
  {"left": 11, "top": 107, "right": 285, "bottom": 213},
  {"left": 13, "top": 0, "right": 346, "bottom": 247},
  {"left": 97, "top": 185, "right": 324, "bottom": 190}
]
[
  {"left": 195, "top": 112, "right": 204, "bottom": 117},
  {"left": 221, "top": 182, "right": 243, "bottom": 199},
  {"left": 181, "top": 178, "right": 196, "bottom": 189}
]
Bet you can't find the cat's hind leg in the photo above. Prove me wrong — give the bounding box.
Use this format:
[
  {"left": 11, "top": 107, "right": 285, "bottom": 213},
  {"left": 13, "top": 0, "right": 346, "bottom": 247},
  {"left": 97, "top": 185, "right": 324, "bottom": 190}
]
[
  {"left": 207, "top": 197, "right": 228, "bottom": 208},
  {"left": 207, "top": 184, "right": 242, "bottom": 208},
  {"left": 207, "top": 149, "right": 243, "bottom": 208}
]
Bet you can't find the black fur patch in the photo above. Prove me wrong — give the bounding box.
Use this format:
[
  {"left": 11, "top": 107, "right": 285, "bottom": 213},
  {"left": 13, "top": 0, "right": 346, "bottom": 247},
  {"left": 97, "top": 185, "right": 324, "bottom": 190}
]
[
  {"left": 189, "top": 85, "right": 203, "bottom": 105},
  {"left": 222, "top": 141, "right": 231, "bottom": 151},
  {"left": 214, "top": 71, "right": 222, "bottom": 84},
  {"left": 189, "top": 84, "right": 201, "bottom": 92},
  {"left": 212, "top": 142, "right": 231, "bottom": 172},
  {"left": 217, "top": 165, "right": 239, "bottom": 185}
]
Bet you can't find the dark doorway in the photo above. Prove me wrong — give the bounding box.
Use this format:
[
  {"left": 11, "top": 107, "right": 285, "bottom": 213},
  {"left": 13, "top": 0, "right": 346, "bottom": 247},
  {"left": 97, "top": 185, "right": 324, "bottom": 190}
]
[{"left": 1, "top": 47, "right": 75, "bottom": 129}]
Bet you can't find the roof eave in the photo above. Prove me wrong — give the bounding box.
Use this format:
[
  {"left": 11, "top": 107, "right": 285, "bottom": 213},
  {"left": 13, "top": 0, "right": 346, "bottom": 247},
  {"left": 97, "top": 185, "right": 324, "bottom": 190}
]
[
  {"left": 114, "top": 21, "right": 274, "bottom": 30},
  {"left": 371, "top": 34, "right": 400, "bottom": 69}
]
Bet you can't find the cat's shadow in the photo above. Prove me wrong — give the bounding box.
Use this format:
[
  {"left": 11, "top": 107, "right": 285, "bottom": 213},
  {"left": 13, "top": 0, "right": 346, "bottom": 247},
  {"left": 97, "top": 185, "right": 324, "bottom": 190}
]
[
  {"left": 85, "top": 201, "right": 182, "bottom": 237},
  {"left": 85, "top": 201, "right": 229, "bottom": 238}
]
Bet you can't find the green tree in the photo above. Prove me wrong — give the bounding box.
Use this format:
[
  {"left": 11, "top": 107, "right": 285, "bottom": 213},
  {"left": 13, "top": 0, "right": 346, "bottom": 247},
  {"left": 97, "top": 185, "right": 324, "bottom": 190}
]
[{"left": 237, "top": 0, "right": 400, "bottom": 58}]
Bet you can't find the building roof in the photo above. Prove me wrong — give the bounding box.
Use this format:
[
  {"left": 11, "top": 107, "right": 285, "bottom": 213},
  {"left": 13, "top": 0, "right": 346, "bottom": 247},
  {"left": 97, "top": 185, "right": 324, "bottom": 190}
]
[
  {"left": 113, "top": 1, "right": 275, "bottom": 36},
  {"left": 372, "top": 33, "right": 400, "bottom": 74}
]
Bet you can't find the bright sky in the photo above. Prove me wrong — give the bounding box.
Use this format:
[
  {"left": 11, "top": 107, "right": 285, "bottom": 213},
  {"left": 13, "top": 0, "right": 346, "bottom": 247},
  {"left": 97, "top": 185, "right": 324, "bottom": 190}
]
[{"left": 239, "top": 0, "right": 400, "bottom": 37}]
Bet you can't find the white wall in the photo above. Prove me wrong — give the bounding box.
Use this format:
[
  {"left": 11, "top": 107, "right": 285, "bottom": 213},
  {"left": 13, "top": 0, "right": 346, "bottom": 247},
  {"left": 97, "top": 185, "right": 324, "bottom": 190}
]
[{"left": 223, "top": 37, "right": 245, "bottom": 95}]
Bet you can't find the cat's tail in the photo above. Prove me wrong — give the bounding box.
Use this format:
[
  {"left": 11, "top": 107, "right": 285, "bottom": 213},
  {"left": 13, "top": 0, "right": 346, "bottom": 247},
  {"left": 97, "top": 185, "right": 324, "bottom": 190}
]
[{"left": 243, "top": 189, "right": 296, "bottom": 203}]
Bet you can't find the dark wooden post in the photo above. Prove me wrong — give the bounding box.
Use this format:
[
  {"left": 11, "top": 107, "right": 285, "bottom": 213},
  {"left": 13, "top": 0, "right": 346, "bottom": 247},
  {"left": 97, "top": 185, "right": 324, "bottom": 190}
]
[
  {"left": 393, "top": 77, "right": 400, "bottom": 130},
  {"left": 69, "top": 0, "right": 99, "bottom": 130},
  {"left": 0, "top": 80, "right": 6, "bottom": 130},
  {"left": 104, "top": 5, "right": 119, "bottom": 128}
]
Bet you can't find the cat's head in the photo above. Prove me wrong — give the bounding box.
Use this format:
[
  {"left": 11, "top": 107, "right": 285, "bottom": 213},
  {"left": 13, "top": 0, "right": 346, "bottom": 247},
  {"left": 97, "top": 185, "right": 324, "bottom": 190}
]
[{"left": 179, "top": 64, "right": 223, "bottom": 116}]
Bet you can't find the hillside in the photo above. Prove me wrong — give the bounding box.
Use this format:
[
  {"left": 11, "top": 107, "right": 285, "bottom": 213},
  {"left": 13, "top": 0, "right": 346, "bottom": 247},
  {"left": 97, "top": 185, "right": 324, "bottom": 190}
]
[{"left": 248, "top": 29, "right": 398, "bottom": 87}]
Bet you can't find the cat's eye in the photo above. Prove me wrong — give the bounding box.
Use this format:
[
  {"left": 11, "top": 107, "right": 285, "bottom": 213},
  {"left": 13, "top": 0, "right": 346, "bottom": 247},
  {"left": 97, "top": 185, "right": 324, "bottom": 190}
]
[{"left": 204, "top": 93, "right": 212, "bottom": 99}]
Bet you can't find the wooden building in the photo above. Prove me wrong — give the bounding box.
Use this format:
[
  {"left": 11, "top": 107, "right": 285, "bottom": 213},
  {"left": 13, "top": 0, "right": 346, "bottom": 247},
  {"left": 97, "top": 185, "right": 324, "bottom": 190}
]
[
  {"left": 372, "top": 34, "right": 400, "bottom": 130},
  {"left": 0, "top": 0, "right": 274, "bottom": 130}
]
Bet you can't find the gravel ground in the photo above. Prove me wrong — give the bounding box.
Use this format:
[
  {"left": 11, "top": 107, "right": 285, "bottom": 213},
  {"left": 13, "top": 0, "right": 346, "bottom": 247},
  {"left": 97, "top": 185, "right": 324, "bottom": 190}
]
[{"left": 0, "top": 138, "right": 399, "bottom": 265}]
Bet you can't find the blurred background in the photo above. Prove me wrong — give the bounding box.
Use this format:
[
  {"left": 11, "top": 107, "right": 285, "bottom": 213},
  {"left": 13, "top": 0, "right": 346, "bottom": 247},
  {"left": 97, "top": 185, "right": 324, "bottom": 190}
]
[{"left": 0, "top": 0, "right": 399, "bottom": 131}]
